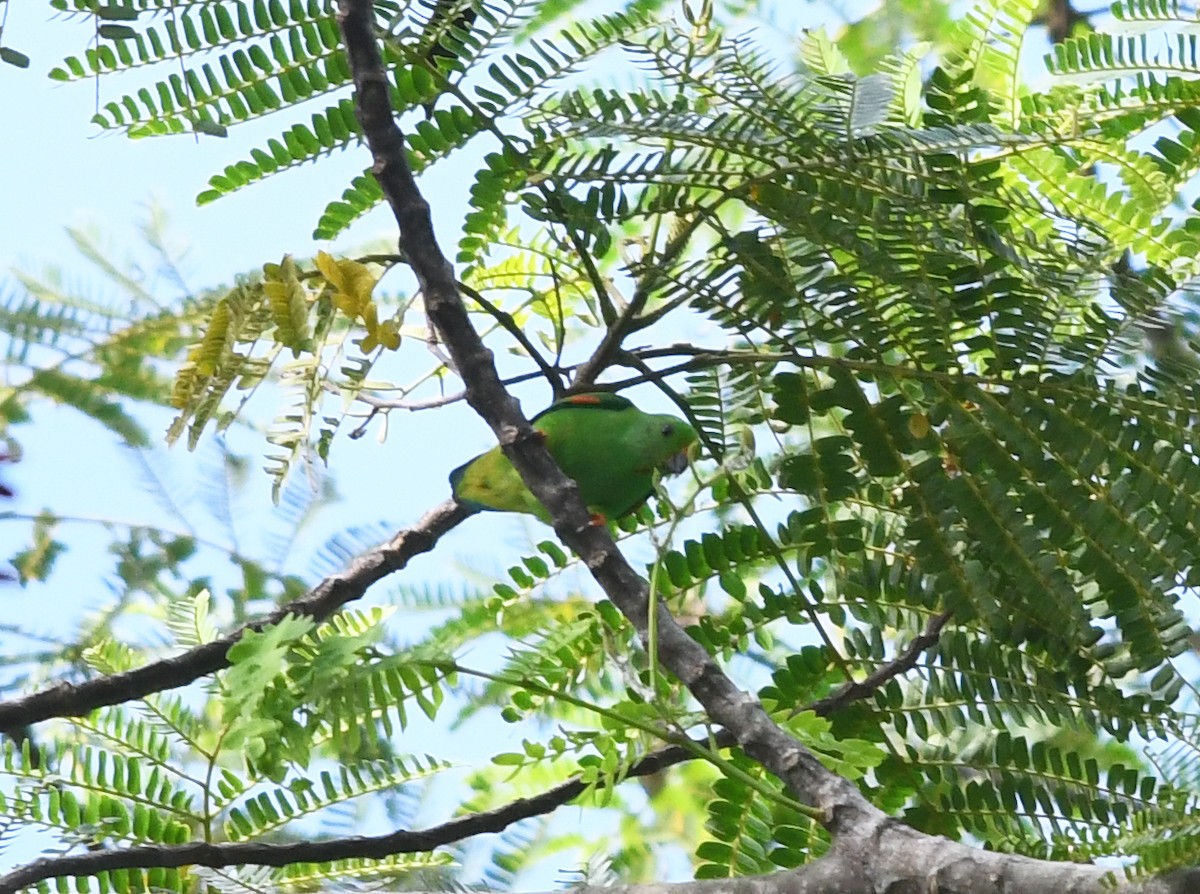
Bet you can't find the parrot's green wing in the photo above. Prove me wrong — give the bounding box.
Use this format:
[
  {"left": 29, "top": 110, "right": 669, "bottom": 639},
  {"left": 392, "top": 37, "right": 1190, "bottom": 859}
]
[{"left": 450, "top": 393, "right": 697, "bottom": 523}]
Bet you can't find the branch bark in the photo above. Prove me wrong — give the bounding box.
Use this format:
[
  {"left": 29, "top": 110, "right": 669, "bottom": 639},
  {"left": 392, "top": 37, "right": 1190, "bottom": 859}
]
[
  {"left": 5, "top": 830, "right": 1198, "bottom": 894},
  {"left": 0, "top": 730, "right": 711, "bottom": 891}
]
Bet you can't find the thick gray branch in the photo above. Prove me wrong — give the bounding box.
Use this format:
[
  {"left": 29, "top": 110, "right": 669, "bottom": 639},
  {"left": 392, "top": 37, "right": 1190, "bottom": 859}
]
[{"left": 336, "top": 0, "right": 876, "bottom": 832}]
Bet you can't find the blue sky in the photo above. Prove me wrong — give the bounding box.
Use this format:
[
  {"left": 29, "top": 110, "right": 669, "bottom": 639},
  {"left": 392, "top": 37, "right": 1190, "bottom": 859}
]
[{"left": 1, "top": 3, "right": 395, "bottom": 283}]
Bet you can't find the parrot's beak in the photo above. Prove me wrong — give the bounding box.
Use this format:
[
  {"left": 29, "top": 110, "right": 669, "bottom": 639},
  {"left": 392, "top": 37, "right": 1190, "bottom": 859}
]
[{"left": 663, "top": 444, "right": 694, "bottom": 476}]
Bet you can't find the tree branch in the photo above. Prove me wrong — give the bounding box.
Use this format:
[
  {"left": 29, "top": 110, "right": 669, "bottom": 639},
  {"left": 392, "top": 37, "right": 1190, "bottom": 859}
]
[
  {"left": 458, "top": 282, "right": 565, "bottom": 395},
  {"left": 5, "top": 815, "right": 1196, "bottom": 894},
  {"left": 0, "top": 729, "right": 713, "bottom": 891},
  {"left": 806, "top": 611, "right": 952, "bottom": 717},
  {"left": 570, "top": 198, "right": 716, "bottom": 389},
  {"left": 0, "top": 500, "right": 470, "bottom": 735}
]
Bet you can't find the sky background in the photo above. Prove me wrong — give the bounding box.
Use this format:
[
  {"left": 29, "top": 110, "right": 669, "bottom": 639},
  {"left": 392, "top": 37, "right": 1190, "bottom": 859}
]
[
  {"left": 1, "top": 1, "right": 542, "bottom": 586},
  {"left": 0, "top": 0, "right": 599, "bottom": 874}
]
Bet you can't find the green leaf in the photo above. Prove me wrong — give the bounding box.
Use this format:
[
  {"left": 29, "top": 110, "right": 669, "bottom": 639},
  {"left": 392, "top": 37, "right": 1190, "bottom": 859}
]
[{"left": 0, "top": 47, "right": 30, "bottom": 68}]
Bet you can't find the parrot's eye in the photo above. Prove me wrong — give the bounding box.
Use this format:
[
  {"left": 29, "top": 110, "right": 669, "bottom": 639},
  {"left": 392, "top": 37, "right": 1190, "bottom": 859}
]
[{"left": 661, "top": 423, "right": 675, "bottom": 438}]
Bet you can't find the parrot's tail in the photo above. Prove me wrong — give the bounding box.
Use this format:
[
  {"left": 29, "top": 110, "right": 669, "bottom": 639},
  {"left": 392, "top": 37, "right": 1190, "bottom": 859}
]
[{"left": 448, "top": 459, "right": 485, "bottom": 514}]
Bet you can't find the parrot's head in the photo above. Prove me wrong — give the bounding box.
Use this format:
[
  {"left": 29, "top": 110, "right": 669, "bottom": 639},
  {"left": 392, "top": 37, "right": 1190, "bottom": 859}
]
[{"left": 648, "top": 416, "right": 699, "bottom": 477}]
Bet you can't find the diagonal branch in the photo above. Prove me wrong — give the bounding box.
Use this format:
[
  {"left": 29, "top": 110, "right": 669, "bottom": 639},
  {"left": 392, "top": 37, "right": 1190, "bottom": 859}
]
[
  {"left": 569, "top": 197, "right": 717, "bottom": 390},
  {"left": 336, "top": 0, "right": 878, "bottom": 834},
  {"left": 806, "top": 611, "right": 952, "bottom": 717},
  {"left": 0, "top": 500, "right": 470, "bottom": 735},
  {"left": 0, "top": 742, "right": 656, "bottom": 891},
  {"left": 0, "top": 768, "right": 608, "bottom": 890},
  {"left": 458, "top": 282, "right": 565, "bottom": 395}
]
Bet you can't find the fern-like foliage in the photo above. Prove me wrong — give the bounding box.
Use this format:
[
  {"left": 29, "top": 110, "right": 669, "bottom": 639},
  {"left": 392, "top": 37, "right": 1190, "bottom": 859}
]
[
  {"left": 16, "top": 0, "right": 1200, "bottom": 889},
  {"left": 0, "top": 596, "right": 457, "bottom": 891},
  {"left": 44, "top": 0, "right": 663, "bottom": 246}
]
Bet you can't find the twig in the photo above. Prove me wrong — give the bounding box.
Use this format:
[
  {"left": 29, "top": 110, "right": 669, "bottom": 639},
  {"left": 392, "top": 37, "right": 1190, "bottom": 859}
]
[
  {"left": 0, "top": 773, "right": 604, "bottom": 890},
  {"left": 349, "top": 406, "right": 382, "bottom": 439},
  {"left": 458, "top": 282, "right": 564, "bottom": 395},
  {"left": 351, "top": 387, "right": 467, "bottom": 412},
  {"left": 807, "top": 612, "right": 952, "bottom": 716},
  {"left": 0, "top": 501, "right": 471, "bottom": 734},
  {"left": 340, "top": 366, "right": 559, "bottom": 439},
  {"left": 570, "top": 201, "right": 716, "bottom": 389},
  {"left": 542, "top": 192, "right": 619, "bottom": 326},
  {"left": 569, "top": 291, "right": 648, "bottom": 391},
  {"left": 344, "top": 389, "right": 464, "bottom": 438}
]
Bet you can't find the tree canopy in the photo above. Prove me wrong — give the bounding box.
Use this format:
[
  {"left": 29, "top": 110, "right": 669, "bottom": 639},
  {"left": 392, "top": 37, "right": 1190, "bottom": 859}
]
[{"left": 4, "top": 0, "right": 1200, "bottom": 892}]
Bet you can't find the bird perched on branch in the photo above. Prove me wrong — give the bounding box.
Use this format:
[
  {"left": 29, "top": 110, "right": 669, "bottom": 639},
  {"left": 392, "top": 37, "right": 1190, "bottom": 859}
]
[{"left": 450, "top": 393, "right": 698, "bottom": 525}]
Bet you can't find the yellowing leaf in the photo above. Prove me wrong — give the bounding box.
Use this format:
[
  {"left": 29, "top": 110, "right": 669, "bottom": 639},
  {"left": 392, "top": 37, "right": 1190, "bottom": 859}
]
[
  {"left": 908, "top": 412, "right": 931, "bottom": 439},
  {"left": 316, "top": 251, "right": 377, "bottom": 318},
  {"left": 170, "top": 298, "right": 232, "bottom": 411},
  {"left": 362, "top": 301, "right": 379, "bottom": 331},
  {"left": 263, "top": 255, "right": 311, "bottom": 356},
  {"left": 376, "top": 319, "right": 401, "bottom": 350},
  {"left": 193, "top": 299, "right": 231, "bottom": 377}
]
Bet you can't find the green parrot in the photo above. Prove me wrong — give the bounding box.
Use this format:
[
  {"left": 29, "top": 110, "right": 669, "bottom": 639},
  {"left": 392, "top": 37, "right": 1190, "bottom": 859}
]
[{"left": 450, "top": 392, "right": 698, "bottom": 524}]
